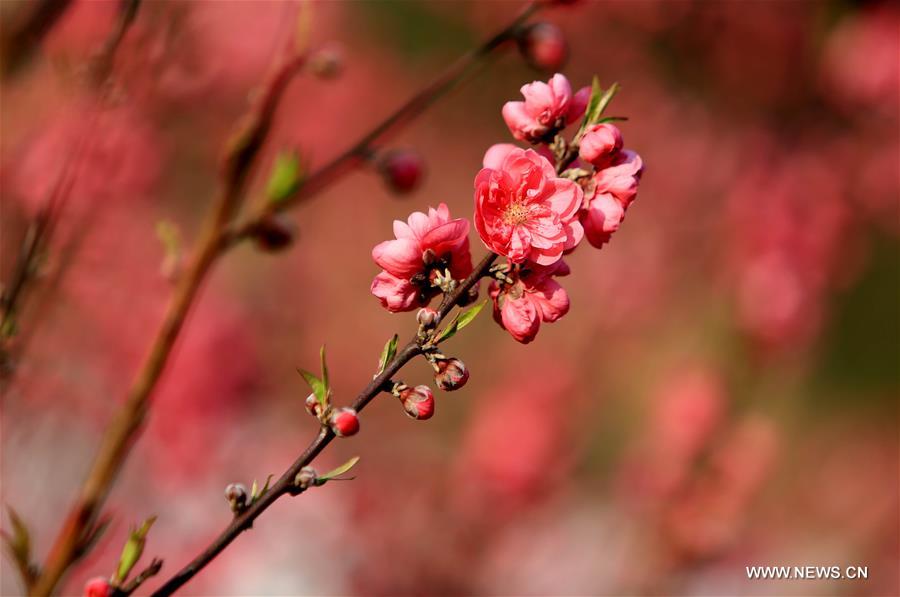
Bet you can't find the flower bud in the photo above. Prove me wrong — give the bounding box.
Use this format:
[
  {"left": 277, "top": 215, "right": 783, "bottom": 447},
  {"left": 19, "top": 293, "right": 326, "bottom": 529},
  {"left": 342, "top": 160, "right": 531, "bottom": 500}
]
[
  {"left": 294, "top": 466, "right": 317, "bottom": 490},
  {"left": 84, "top": 577, "right": 111, "bottom": 597},
  {"left": 399, "top": 385, "right": 435, "bottom": 420},
  {"left": 309, "top": 47, "right": 343, "bottom": 79},
  {"left": 330, "top": 407, "right": 360, "bottom": 437},
  {"left": 579, "top": 123, "right": 623, "bottom": 169},
  {"left": 305, "top": 393, "right": 321, "bottom": 417},
  {"left": 417, "top": 307, "right": 438, "bottom": 327},
  {"left": 252, "top": 214, "right": 296, "bottom": 252},
  {"left": 378, "top": 149, "right": 424, "bottom": 195},
  {"left": 434, "top": 357, "right": 469, "bottom": 391},
  {"left": 225, "top": 483, "right": 248, "bottom": 512},
  {"left": 517, "top": 23, "right": 568, "bottom": 72}
]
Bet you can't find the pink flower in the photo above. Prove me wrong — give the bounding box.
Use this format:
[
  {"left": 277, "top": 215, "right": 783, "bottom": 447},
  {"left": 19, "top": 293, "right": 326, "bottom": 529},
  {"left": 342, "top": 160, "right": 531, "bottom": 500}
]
[
  {"left": 489, "top": 260, "right": 570, "bottom": 343},
  {"left": 371, "top": 203, "right": 472, "bottom": 312},
  {"left": 581, "top": 149, "right": 643, "bottom": 248},
  {"left": 501, "top": 74, "right": 590, "bottom": 142},
  {"left": 578, "top": 123, "right": 623, "bottom": 168},
  {"left": 474, "top": 148, "right": 583, "bottom": 265}
]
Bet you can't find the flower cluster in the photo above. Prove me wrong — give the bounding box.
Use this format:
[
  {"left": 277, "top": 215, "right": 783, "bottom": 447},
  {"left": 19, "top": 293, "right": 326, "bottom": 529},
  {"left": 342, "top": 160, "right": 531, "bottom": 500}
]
[{"left": 371, "top": 73, "right": 643, "bottom": 343}]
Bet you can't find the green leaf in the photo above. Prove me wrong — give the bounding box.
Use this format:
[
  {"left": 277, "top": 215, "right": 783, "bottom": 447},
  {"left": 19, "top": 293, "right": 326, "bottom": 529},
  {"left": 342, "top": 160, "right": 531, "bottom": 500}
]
[
  {"left": 297, "top": 368, "right": 326, "bottom": 406},
  {"left": 377, "top": 334, "right": 399, "bottom": 375},
  {"left": 115, "top": 515, "right": 156, "bottom": 584},
  {"left": 319, "top": 345, "right": 329, "bottom": 394},
  {"left": 597, "top": 116, "right": 628, "bottom": 123},
  {"left": 155, "top": 220, "right": 180, "bottom": 256},
  {"left": 434, "top": 316, "right": 459, "bottom": 344},
  {"left": 435, "top": 300, "right": 487, "bottom": 344},
  {"left": 456, "top": 300, "right": 487, "bottom": 332},
  {"left": 579, "top": 78, "right": 620, "bottom": 137},
  {"left": 265, "top": 151, "right": 303, "bottom": 204},
  {"left": 316, "top": 456, "right": 360, "bottom": 485}
]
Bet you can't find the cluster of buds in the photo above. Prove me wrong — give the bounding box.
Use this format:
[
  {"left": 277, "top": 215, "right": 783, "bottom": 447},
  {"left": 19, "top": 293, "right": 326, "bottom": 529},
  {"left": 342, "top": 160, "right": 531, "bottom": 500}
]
[
  {"left": 392, "top": 382, "right": 435, "bottom": 420},
  {"left": 428, "top": 354, "right": 469, "bottom": 392}
]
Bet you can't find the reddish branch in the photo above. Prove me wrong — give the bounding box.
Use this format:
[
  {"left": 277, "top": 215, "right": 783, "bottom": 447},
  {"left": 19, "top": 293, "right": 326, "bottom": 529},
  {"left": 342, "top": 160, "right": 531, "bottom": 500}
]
[{"left": 29, "top": 3, "right": 543, "bottom": 595}]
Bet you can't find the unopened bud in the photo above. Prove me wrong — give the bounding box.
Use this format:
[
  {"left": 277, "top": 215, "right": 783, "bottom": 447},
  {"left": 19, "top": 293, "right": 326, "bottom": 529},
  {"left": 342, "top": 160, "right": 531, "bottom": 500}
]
[
  {"left": 399, "top": 385, "right": 435, "bottom": 420},
  {"left": 377, "top": 149, "right": 424, "bottom": 195},
  {"left": 225, "top": 483, "right": 248, "bottom": 512},
  {"left": 417, "top": 307, "right": 439, "bottom": 327},
  {"left": 253, "top": 214, "right": 296, "bottom": 252},
  {"left": 309, "top": 47, "right": 343, "bottom": 79},
  {"left": 84, "top": 577, "right": 111, "bottom": 597},
  {"left": 330, "top": 407, "right": 360, "bottom": 437},
  {"left": 294, "top": 466, "right": 317, "bottom": 489},
  {"left": 434, "top": 357, "right": 469, "bottom": 391},
  {"left": 305, "top": 393, "right": 321, "bottom": 417},
  {"left": 517, "top": 23, "right": 568, "bottom": 72}
]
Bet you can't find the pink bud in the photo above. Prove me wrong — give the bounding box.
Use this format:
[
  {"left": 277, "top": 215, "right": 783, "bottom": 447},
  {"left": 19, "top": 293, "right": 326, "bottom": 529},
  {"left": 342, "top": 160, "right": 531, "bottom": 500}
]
[
  {"left": 84, "top": 577, "right": 111, "bottom": 597},
  {"left": 224, "top": 482, "right": 248, "bottom": 512},
  {"left": 399, "top": 385, "right": 435, "bottom": 420},
  {"left": 305, "top": 393, "right": 320, "bottom": 417},
  {"left": 330, "top": 408, "right": 360, "bottom": 437},
  {"left": 434, "top": 357, "right": 469, "bottom": 392},
  {"left": 252, "top": 214, "right": 296, "bottom": 252},
  {"left": 378, "top": 150, "right": 424, "bottom": 194},
  {"left": 517, "top": 23, "right": 568, "bottom": 72},
  {"left": 417, "top": 307, "right": 439, "bottom": 327},
  {"left": 579, "top": 123, "right": 623, "bottom": 168}
]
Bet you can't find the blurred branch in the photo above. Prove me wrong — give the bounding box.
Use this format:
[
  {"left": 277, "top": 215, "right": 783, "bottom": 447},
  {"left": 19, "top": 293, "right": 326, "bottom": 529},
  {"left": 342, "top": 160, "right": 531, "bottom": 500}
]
[
  {"left": 221, "top": 1, "right": 541, "bottom": 248},
  {"left": 0, "top": 0, "right": 143, "bottom": 383},
  {"left": 151, "top": 251, "right": 498, "bottom": 597},
  {"left": 0, "top": 0, "right": 74, "bottom": 79},
  {"left": 28, "top": 45, "right": 308, "bottom": 597},
  {"left": 32, "top": 3, "right": 543, "bottom": 594}
]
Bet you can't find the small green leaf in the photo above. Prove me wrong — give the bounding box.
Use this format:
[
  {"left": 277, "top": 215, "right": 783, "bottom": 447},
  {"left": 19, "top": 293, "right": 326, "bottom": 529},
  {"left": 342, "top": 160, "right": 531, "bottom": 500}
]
[
  {"left": 579, "top": 78, "right": 620, "bottom": 137},
  {"left": 260, "top": 474, "right": 274, "bottom": 496},
  {"left": 115, "top": 515, "right": 156, "bottom": 584},
  {"left": 316, "top": 456, "right": 360, "bottom": 485},
  {"left": 456, "top": 300, "right": 487, "bottom": 332},
  {"left": 2, "top": 507, "right": 35, "bottom": 586},
  {"left": 319, "top": 345, "right": 329, "bottom": 394},
  {"left": 297, "top": 368, "right": 326, "bottom": 406},
  {"left": 434, "top": 316, "right": 459, "bottom": 344},
  {"left": 250, "top": 479, "right": 259, "bottom": 501},
  {"left": 265, "top": 151, "right": 304, "bottom": 204},
  {"left": 597, "top": 116, "right": 628, "bottom": 123},
  {"left": 155, "top": 220, "right": 180, "bottom": 256},
  {"left": 377, "top": 334, "right": 399, "bottom": 375}
]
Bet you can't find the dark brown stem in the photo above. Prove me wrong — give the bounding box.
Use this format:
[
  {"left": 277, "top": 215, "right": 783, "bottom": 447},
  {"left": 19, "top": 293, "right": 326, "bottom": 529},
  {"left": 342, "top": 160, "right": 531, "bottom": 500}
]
[
  {"left": 28, "top": 51, "right": 307, "bottom": 597},
  {"left": 0, "top": 0, "right": 74, "bottom": 79},
  {"left": 151, "top": 251, "right": 498, "bottom": 597},
  {"left": 221, "top": 1, "right": 540, "bottom": 249}
]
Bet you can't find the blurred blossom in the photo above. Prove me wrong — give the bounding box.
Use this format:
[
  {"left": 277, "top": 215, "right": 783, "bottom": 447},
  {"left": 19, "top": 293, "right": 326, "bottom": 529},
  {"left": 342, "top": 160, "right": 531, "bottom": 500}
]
[
  {"left": 821, "top": 6, "right": 900, "bottom": 114},
  {"left": 6, "top": 104, "right": 162, "bottom": 217}
]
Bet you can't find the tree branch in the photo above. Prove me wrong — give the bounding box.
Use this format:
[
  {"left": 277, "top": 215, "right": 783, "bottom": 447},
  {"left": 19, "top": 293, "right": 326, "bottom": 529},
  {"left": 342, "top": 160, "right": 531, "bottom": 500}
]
[{"left": 150, "top": 251, "right": 498, "bottom": 597}]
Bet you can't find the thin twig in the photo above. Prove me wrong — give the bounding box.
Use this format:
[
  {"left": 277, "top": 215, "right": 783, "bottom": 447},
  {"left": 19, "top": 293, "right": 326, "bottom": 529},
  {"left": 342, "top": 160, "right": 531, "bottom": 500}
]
[
  {"left": 151, "top": 251, "right": 498, "bottom": 597},
  {"left": 221, "top": 1, "right": 540, "bottom": 249},
  {"left": 28, "top": 50, "right": 308, "bottom": 597}
]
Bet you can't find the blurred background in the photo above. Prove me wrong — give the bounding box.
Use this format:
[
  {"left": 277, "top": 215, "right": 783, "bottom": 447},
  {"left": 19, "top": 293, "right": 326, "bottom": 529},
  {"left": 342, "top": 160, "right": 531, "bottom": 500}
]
[{"left": 1, "top": 0, "right": 897, "bottom": 595}]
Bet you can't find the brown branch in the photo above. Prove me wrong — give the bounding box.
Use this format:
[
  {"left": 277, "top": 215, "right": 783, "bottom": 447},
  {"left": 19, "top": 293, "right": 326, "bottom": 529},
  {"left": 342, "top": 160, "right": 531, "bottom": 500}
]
[
  {"left": 28, "top": 51, "right": 308, "bottom": 597},
  {"left": 151, "top": 251, "right": 498, "bottom": 597},
  {"left": 0, "top": 0, "right": 75, "bottom": 79},
  {"left": 221, "top": 1, "right": 540, "bottom": 249},
  {"left": 30, "top": 2, "right": 544, "bottom": 593}
]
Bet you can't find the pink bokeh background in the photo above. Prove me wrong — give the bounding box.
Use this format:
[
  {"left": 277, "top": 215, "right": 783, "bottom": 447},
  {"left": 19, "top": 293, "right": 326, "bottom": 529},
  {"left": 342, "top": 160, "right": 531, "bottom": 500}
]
[{"left": 1, "top": 0, "right": 897, "bottom": 595}]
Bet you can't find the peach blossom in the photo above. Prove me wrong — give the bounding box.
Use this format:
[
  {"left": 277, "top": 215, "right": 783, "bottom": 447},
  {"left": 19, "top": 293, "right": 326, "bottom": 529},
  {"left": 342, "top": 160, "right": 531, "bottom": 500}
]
[
  {"left": 489, "top": 260, "right": 570, "bottom": 343},
  {"left": 371, "top": 203, "right": 472, "bottom": 311},
  {"left": 501, "top": 74, "right": 590, "bottom": 142},
  {"left": 474, "top": 148, "right": 583, "bottom": 265}
]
